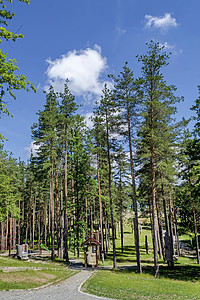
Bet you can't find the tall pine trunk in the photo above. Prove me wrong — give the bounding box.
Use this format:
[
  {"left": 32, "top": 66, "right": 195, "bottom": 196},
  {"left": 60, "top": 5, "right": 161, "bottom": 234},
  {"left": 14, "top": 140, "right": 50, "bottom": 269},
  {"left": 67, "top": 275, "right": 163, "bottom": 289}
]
[
  {"left": 127, "top": 101, "right": 142, "bottom": 273},
  {"left": 189, "top": 177, "right": 200, "bottom": 264},
  {"left": 64, "top": 135, "right": 69, "bottom": 262},
  {"left": 50, "top": 156, "right": 55, "bottom": 261},
  {"left": 105, "top": 112, "right": 116, "bottom": 269},
  {"left": 151, "top": 144, "right": 159, "bottom": 276},
  {"left": 60, "top": 174, "right": 64, "bottom": 259},
  {"left": 97, "top": 152, "right": 104, "bottom": 263}
]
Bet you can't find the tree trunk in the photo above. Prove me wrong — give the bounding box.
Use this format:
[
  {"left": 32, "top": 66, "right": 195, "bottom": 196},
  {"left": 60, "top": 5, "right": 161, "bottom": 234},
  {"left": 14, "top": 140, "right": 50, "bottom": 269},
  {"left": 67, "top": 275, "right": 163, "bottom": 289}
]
[
  {"left": 50, "top": 168, "right": 55, "bottom": 261},
  {"left": 1, "top": 223, "right": 5, "bottom": 251},
  {"left": 25, "top": 213, "right": 28, "bottom": 245},
  {"left": 9, "top": 218, "right": 12, "bottom": 256},
  {"left": 32, "top": 195, "right": 36, "bottom": 249},
  {"left": 89, "top": 185, "right": 93, "bottom": 238},
  {"left": 104, "top": 210, "right": 108, "bottom": 254},
  {"left": 169, "top": 193, "right": 175, "bottom": 255},
  {"left": 190, "top": 194, "right": 200, "bottom": 264},
  {"left": 161, "top": 179, "right": 170, "bottom": 235},
  {"left": 18, "top": 199, "right": 21, "bottom": 245},
  {"left": 106, "top": 112, "right": 116, "bottom": 269},
  {"left": 13, "top": 218, "right": 16, "bottom": 251},
  {"left": 72, "top": 175, "right": 76, "bottom": 257},
  {"left": 38, "top": 212, "right": 41, "bottom": 253},
  {"left": 151, "top": 144, "right": 159, "bottom": 277},
  {"left": 155, "top": 194, "right": 164, "bottom": 260},
  {"left": 64, "top": 136, "right": 69, "bottom": 262},
  {"left": 97, "top": 152, "right": 104, "bottom": 263},
  {"left": 172, "top": 198, "right": 180, "bottom": 256},
  {"left": 44, "top": 198, "right": 47, "bottom": 247},
  {"left": 126, "top": 101, "right": 142, "bottom": 273},
  {"left": 120, "top": 185, "right": 124, "bottom": 253},
  {"left": 60, "top": 174, "right": 64, "bottom": 259}
]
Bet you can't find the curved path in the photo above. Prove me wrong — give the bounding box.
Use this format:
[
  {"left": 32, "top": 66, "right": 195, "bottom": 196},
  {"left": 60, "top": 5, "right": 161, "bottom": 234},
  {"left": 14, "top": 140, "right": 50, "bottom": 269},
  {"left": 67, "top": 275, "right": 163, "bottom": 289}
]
[{"left": 0, "top": 259, "right": 115, "bottom": 300}]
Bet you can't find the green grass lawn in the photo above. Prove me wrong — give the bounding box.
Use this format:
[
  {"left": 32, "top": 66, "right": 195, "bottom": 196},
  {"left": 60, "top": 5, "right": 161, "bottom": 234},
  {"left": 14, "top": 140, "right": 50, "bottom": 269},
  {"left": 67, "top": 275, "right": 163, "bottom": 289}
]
[
  {"left": 82, "top": 268, "right": 200, "bottom": 300},
  {"left": 0, "top": 268, "right": 77, "bottom": 290},
  {"left": 0, "top": 256, "right": 78, "bottom": 290},
  {"left": 82, "top": 223, "right": 200, "bottom": 299}
]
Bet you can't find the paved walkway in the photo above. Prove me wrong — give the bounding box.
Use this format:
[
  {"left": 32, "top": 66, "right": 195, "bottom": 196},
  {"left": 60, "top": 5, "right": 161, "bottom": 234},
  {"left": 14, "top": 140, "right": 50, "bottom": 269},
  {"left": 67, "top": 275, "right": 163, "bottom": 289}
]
[{"left": 0, "top": 259, "right": 115, "bottom": 300}]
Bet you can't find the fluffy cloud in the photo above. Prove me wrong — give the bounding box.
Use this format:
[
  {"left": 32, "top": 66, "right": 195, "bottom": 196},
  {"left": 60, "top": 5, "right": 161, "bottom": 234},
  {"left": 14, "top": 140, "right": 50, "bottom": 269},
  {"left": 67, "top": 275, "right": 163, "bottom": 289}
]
[
  {"left": 24, "top": 141, "right": 41, "bottom": 158},
  {"left": 46, "top": 45, "right": 108, "bottom": 98},
  {"left": 145, "top": 13, "right": 178, "bottom": 31},
  {"left": 159, "top": 42, "right": 174, "bottom": 50},
  {"left": 84, "top": 112, "right": 94, "bottom": 129}
]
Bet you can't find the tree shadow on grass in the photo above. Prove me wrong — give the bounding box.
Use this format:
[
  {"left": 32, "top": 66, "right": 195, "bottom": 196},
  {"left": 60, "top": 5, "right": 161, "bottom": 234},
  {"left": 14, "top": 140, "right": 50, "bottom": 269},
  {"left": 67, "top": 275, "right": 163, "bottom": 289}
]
[
  {"left": 144, "top": 265, "right": 200, "bottom": 282},
  {"left": 109, "top": 265, "right": 200, "bottom": 283}
]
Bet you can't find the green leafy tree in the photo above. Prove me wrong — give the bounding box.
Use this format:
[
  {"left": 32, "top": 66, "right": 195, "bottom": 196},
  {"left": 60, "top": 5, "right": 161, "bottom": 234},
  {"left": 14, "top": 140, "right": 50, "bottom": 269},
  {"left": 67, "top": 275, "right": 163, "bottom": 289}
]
[{"left": 0, "top": 0, "right": 35, "bottom": 125}]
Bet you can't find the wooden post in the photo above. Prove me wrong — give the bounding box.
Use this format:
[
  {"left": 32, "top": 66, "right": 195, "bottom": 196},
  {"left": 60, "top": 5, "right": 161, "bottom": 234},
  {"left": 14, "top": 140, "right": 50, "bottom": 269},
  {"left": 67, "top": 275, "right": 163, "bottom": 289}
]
[{"left": 84, "top": 249, "right": 87, "bottom": 268}]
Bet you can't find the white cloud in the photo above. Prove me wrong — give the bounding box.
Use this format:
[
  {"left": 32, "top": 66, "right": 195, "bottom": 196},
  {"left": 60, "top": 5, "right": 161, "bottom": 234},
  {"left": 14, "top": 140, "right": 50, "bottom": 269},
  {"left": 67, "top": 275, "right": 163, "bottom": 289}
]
[
  {"left": 159, "top": 42, "right": 183, "bottom": 55},
  {"left": 84, "top": 112, "right": 94, "bottom": 129},
  {"left": 116, "top": 27, "right": 126, "bottom": 35},
  {"left": 24, "top": 141, "right": 41, "bottom": 158},
  {"left": 145, "top": 13, "right": 178, "bottom": 31},
  {"left": 46, "top": 45, "right": 109, "bottom": 99},
  {"left": 159, "top": 42, "right": 175, "bottom": 50}
]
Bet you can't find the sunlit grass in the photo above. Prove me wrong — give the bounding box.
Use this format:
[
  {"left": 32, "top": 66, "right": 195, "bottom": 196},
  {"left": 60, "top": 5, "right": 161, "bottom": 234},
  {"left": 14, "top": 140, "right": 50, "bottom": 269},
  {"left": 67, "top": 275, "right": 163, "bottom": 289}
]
[
  {"left": 82, "top": 221, "right": 200, "bottom": 299},
  {"left": 0, "top": 268, "right": 77, "bottom": 290},
  {"left": 0, "top": 255, "right": 77, "bottom": 290},
  {"left": 82, "top": 268, "right": 200, "bottom": 300}
]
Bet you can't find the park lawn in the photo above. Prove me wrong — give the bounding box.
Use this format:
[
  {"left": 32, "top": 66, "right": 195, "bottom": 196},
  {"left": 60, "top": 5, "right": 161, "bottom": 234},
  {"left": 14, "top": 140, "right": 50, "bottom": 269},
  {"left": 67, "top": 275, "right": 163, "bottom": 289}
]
[
  {"left": 82, "top": 267, "right": 200, "bottom": 300},
  {"left": 0, "top": 255, "right": 69, "bottom": 269},
  {"left": 0, "top": 268, "right": 77, "bottom": 290},
  {"left": 0, "top": 256, "right": 78, "bottom": 290},
  {"left": 83, "top": 222, "right": 200, "bottom": 299}
]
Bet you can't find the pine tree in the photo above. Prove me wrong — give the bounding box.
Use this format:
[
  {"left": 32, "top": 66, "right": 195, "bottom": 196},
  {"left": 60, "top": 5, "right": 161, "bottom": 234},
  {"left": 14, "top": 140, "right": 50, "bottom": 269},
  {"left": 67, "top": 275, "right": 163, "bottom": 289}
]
[
  {"left": 110, "top": 62, "right": 142, "bottom": 273},
  {"left": 93, "top": 84, "right": 118, "bottom": 268},
  {"left": 137, "top": 42, "right": 182, "bottom": 276},
  {"left": 32, "top": 86, "right": 59, "bottom": 260},
  {"left": 58, "top": 80, "right": 78, "bottom": 261}
]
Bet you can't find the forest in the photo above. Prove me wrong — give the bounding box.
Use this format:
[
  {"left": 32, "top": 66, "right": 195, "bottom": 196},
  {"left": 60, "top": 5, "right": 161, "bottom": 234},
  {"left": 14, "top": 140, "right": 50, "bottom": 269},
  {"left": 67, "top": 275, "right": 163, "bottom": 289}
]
[{"left": 0, "top": 0, "right": 200, "bottom": 279}]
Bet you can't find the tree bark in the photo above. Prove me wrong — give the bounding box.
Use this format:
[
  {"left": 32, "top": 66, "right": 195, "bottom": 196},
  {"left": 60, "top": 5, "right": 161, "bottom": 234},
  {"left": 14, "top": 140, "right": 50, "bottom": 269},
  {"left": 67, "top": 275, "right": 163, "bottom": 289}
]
[
  {"left": 151, "top": 146, "right": 159, "bottom": 276},
  {"left": 126, "top": 100, "right": 142, "bottom": 273},
  {"left": 97, "top": 152, "right": 104, "bottom": 263},
  {"left": 50, "top": 162, "right": 55, "bottom": 261},
  {"left": 64, "top": 135, "right": 69, "bottom": 262},
  {"left": 105, "top": 111, "right": 116, "bottom": 269}
]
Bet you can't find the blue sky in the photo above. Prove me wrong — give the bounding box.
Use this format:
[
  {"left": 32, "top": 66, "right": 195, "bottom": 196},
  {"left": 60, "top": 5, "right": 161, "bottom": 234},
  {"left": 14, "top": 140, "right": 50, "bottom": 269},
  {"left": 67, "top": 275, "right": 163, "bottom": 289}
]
[{"left": 1, "top": 0, "right": 200, "bottom": 161}]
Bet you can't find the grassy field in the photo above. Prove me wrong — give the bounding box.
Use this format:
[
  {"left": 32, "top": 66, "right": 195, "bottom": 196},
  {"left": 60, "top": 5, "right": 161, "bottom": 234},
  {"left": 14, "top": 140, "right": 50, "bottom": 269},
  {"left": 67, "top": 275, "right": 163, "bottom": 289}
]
[
  {"left": 82, "top": 268, "right": 200, "bottom": 300},
  {"left": 0, "top": 255, "right": 78, "bottom": 290},
  {"left": 82, "top": 224, "right": 200, "bottom": 300}
]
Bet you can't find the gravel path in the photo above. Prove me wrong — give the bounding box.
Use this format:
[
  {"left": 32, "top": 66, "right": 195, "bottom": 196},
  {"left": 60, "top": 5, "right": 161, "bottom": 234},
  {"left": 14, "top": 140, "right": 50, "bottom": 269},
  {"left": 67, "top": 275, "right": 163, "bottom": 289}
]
[{"left": 0, "top": 267, "right": 114, "bottom": 300}]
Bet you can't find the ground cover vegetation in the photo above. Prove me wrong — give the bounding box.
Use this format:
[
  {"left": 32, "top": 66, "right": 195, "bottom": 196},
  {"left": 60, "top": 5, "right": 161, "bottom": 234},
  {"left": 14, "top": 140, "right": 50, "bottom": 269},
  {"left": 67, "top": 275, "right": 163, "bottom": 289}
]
[
  {"left": 0, "top": 1, "right": 200, "bottom": 294},
  {"left": 0, "top": 255, "right": 78, "bottom": 290},
  {"left": 82, "top": 268, "right": 200, "bottom": 300},
  {"left": 82, "top": 225, "right": 200, "bottom": 299}
]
